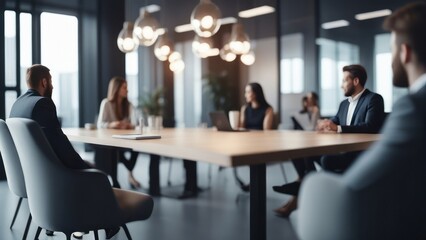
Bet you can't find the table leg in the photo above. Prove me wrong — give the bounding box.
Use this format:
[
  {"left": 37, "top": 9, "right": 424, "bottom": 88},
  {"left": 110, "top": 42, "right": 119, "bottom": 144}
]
[{"left": 250, "top": 163, "right": 266, "bottom": 240}]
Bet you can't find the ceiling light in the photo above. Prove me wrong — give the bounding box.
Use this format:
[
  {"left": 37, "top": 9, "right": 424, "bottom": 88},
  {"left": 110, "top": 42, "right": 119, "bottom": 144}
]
[
  {"left": 191, "top": 0, "right": 222, "bottom": 37},
  {"left": 238, "top": 5, "right": 275, "bottom": 18},
  {"left": 229, "top": 23, "right": 251, "bottom": 55},
  {"left": 154, "top": 32, "right": 174, "bottom": 61},
  {"left": 241, "top": 51, "right": 255, "bottom": 65},
  {"left": 156, "top": 28, "right": 166, "bottom": 35},
  {"left": 220, "top": 44, "right": 236, "bottom": 62},
  {"left": 170, "top": 59, "right": 185, "bottom": 72},
  {"left": 143, "top": 4, "right": 161, "bottom": 13},
  {"left": 355, "top": 9, "right": 392, "bottom": 20},
  {"left": 134, "top": 9, "right": 160, "bottom": 46},
  {"left": 175, "top": 17, "right": 236, "bottom": 33},
  {"left": 192, "top": 35, "right": 214, "bottom": 58},
  {"left": 117, "top": 22, "right": 138, "bottom": 53},
  {"left": 321, "top": 20, "right": 349, "bottom": 29}
]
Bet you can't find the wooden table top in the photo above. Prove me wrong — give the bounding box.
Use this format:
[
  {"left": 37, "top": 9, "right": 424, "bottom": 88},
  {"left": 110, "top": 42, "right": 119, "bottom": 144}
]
[{"left": 64, "top": 128, "right": 380, "bottom": 167}]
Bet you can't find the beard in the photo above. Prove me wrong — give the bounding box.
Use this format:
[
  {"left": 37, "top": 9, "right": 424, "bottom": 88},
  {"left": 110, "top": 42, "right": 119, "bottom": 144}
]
[
  {"left": 344, "top": 84, "right": 355, "bottom": 97},
  {"left": 44, "top": 87, "right": 53, "bottom": 98},
  {"left": 392, "top": 50, "right": 409, "bottom": 88}
]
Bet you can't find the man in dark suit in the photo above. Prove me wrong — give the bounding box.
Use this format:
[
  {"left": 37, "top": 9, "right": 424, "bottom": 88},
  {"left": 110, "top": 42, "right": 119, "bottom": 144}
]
[
  {"left": 274, "top": 64, "right": 385, "bottom": 217},
  {"left": 9, "top": 64, "right": 90, "bottom": 170},
  {"left": 316, "top": 64, "right": 385, "bottom": 171},
  {"left": 297, "top": 3, "right": 426, "bottom": 238},
  {"left": 9, "top": 64, "right": 122, "bottom": 239}
]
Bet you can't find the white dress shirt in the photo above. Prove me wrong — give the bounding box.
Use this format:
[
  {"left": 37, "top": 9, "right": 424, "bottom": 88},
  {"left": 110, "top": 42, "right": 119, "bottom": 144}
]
[{"left": 337, "top": 88, "right": 366, "bottom": 133}]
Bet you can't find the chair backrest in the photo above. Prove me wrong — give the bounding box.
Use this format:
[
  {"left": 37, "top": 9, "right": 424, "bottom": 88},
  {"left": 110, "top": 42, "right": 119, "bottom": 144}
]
[
  {"left": 7, "top": 118, "right": 123, "bottom": 233},
  {"left": 0, "top": 119, "right": 27, "bottom": 198}
]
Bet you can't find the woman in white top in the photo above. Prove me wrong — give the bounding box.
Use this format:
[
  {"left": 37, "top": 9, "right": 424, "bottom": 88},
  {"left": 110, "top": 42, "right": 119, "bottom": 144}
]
[{"left": 97, "top": 76, "right": 141, "bottom": 189}]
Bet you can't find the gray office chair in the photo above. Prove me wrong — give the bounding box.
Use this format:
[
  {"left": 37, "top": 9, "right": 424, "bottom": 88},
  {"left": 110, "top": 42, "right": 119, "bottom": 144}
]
[
  {"left": 0, "top": 119, "right": 32, "bottom": 240},
  {"left": 7, "top": 118, "right": 154, "bottom": 240}
]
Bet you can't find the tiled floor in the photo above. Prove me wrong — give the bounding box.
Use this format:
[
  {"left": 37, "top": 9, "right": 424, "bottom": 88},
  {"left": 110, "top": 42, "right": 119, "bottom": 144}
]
[{"left": 0, "top": 143, "right": 299, "bottom": 240}]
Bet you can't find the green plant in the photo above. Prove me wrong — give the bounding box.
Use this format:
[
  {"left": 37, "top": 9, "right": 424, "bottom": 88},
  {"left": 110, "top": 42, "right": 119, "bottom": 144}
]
[{"left": 139, "top": 87, "right": 164, "bottom": 116}]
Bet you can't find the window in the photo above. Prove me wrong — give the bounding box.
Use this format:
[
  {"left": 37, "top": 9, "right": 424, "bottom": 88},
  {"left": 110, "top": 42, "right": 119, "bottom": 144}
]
[
  {"left": 374, "top": 33, "right": 407, "bottom": 112},
  {"left": 3, "top": 11, "right": 32, "bottom": 118},
  {"left": 318, "top": 38, "right": 359, "bottom": 116},
  {"left": 41, "top": 12, "right": 79, "bottom": 127},
  {"left": 281, "top": 33, "right": 304, "bottom": 94}
]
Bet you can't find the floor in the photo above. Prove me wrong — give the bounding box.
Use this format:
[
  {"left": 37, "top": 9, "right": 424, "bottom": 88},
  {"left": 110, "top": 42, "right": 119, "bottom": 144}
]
[{"left": 0, "top": 143, "right": 300, "bottom": 240}]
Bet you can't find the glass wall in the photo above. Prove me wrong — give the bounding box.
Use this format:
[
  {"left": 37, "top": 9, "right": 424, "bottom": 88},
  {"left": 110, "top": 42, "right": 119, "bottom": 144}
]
[
  {"left": 3, "top": 11, "right": 32, "bottom": 118},
  {"left": 40, "top": 12, "right": 79, "bottom": 127},
  {"left": 318, "top": 38, "right": 359, "bottom": 116}
]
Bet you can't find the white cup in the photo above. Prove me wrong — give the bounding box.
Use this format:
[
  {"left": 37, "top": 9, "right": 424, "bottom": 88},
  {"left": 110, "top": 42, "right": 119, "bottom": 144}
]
[
  {"left": 84, "top": 123, "right": 96, "bottom": 130},
  {"left": 228, "top": 111, "right": 240, "bottom": 130},
  {"left": 138, "top": 117, "right": 144, "bottom": 134}
]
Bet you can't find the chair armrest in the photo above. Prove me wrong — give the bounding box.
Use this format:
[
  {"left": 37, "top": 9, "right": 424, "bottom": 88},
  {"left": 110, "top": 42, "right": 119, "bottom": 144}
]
[{"left": 297, "top": 172, "right": 357, "bottom": 240}]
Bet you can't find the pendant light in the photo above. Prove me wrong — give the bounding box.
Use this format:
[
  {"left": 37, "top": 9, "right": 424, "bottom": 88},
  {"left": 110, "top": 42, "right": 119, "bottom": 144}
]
[
  {"left": 219, "top": 43, "right": 236, "bottom": 62},
  {"left": 192, "top": 35, "right": 214, "bottom": 58},
  {"left": 229, "top": 23, "right": 251, "bottom": 55},
  {"left": 117, "top": 22, "right": 139, "bottom": 53},
  {"left": 168, "top": 51, "right": 185, "bottom": 72},
  {"left": 241, "top": 50, "right": 255, "bottom": 65},
  {"left": 190, "top": 0, "right": 222, "bottom": 37},
  {"left": 154, "top": 31, "right": 174, "bottom": 61},
  {"left": 133, "top": 9, "right": 160, "bottom": 46}
]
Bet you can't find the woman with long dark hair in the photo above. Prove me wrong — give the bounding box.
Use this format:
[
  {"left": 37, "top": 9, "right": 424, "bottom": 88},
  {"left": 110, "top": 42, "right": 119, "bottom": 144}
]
[
  {"left": 234, "top": 82, "right": 274, "bottom": 191},
  {"left": 97, "top": 76, "right": 141, "bottom": 189}
]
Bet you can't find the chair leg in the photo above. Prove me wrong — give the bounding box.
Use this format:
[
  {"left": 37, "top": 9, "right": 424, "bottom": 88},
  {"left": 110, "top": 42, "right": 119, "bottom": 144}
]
[
  {"left": 33, "top": 226, "right": 41, "bottom": 240},
  {"left": 167, "top": 157, "right": 173, "bottom": 186},
  {"left": 122, "top": 224, "right": 132, "bottom": 240},
  {"left": 22, "top": 213, "right": 31, "bottom": 240},
  {"left": 93, "top": 230, "right": 99, "bottom": 240},
  {"left": 10, "top": 197, "right": 23, "bottom": 229},
  {"left": 279, "top": 163, "right": 288, "bottom": 183}
]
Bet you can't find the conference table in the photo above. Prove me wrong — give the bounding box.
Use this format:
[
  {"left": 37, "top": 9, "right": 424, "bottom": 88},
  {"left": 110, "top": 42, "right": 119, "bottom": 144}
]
[{"left": 64, "top": 127, "right": 380, "bottom": 240}]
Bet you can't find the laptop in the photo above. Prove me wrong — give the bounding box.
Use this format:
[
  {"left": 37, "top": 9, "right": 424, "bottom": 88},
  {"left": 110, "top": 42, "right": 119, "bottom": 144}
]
[{"left": 209, "top": 111, "right": 249, "bottom": 132}]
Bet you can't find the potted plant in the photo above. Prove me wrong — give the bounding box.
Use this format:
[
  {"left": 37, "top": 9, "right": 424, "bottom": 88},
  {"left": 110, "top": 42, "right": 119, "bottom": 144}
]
[{"left": 139, "top": 87, "right": 164, "bottom": 130}]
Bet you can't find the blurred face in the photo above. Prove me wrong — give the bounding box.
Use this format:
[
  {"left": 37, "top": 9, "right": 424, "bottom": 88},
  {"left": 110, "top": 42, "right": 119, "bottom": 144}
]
[
  {"left": 341, "top": 71, "right": 356, "bottom": 97},
  {"left": 306, "top": 93, "right": 316, "bottom": 107},
  {"left": 119, "top": 82, "right": 128, "bottom": 99},
  {"left": 245, "top": 85, "right": 256, "bottom": 103},
  {"left": 391, "top": 32, "right": 409, "bottom": 87}
]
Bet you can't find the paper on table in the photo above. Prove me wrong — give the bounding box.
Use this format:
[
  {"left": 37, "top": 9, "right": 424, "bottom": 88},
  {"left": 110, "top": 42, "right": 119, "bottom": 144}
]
[{"left": 112, "top": 134, "right": 161, "bottom": 140}]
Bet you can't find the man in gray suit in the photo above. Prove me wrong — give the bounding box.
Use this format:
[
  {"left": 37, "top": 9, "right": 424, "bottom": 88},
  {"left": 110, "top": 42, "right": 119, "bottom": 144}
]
[{"left": 297, "top": 2, "right": 426, "bottom": 239}]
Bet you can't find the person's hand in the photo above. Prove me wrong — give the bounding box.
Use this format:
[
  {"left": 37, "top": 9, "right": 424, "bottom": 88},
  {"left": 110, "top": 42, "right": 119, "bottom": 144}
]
[
  {"left": 109, "top": 121, "right": 121, "bottom": 129},
  {"left": 118, "top": 120, "right": 133, "bottom": 129},
  {"left": 316, "top": 119, "right": 337, "bottom": 132}
]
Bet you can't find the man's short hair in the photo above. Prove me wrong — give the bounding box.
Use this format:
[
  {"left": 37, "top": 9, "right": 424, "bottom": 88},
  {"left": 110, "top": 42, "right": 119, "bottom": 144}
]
[
  {"left": 342, "top": 64, "right": 368, "bottom": 87},
  {"left": 26, "top": 64, "right": 50, "bottom": 88},
  {"left": 383, "top": 2, "right": 426, "bottom": 66}
]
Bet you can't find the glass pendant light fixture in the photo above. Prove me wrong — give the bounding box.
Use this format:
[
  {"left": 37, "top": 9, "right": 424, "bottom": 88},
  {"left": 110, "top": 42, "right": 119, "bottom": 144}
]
[
  {"left": 219, "top": 43, "right": 236, "bottom": 62},
  {"left": 229, "top": 23, "right": 251, "bottom": 55},
  {"left": 133, "top": 9, "right": 160, "bottom": 46},
  {"left": 192, "top": 35, "right": 214, "bottom": 58},
  {"left": 241, "top": 50, "right": 255, "bottom": 65},
  {"left": 117, "top": 22, "right": 139, "bottom": 53},
  {"left": 190, "top": 0, "right": 222, "bottom": 37},
  {"left": 154, "top": 31, "right": 174, "bottom": 61},
  {"left": 168, "top": 51, "right": 185, "bottom": 72}
]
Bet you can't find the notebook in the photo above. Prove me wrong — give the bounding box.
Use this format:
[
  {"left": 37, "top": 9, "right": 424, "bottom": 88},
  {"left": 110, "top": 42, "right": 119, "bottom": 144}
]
[
  {"left": 209, "top": 111, "right": 249, "bottom": 132},
  {"left": 112, "top": 134, "right": 161, "bottom": 140}
]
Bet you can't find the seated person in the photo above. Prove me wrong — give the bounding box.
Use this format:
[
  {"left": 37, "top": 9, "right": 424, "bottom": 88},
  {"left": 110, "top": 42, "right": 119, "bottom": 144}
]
[
  {"left": 9, "top": 64, "right": 153, "bottom": 239},
  {"left": 273, "top": 64, "right": 385, "bottom": 217},
  {"left": 234, "top": 82, "right": 274, "bottom": 191},
  {"left": 97, "top": 77, "right": 141, "bottom": 189}
]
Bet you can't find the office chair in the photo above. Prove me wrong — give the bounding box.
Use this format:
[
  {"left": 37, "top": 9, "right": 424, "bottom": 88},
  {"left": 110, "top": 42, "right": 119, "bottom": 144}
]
[
  {"left": 7, "top": 118, "right": 154, "bottom": 240},
  {"left": 0, "top": 119, "right": 32, "bottom": 240}
]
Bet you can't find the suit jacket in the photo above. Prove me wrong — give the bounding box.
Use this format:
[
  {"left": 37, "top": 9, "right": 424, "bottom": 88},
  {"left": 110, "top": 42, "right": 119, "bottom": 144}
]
[
  {"left": 331, "top": 89, "right": 385, "bottom": 133},
  {"left": 9, "top": 89, "right": 89, "bottom": 170},
  {"left": 343, "top": 84, "right": 426, "bottom": 239}
]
